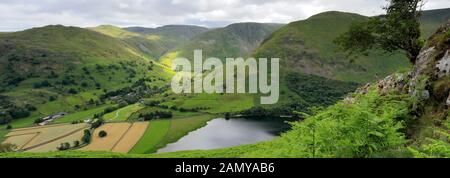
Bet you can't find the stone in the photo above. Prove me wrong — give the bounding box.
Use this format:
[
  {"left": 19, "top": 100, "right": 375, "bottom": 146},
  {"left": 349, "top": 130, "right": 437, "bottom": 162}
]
[
  {"left": 447, "top": 92, "right": 450, "bottom": 107},
  {"left": 436, "top": 50, "right": 450, "bottom": 78}
]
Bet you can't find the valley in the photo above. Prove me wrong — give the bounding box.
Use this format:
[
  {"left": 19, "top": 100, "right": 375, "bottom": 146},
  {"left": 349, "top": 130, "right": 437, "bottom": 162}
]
[{"left": 0, "top": 6, "right": 449, "bottom": 158}]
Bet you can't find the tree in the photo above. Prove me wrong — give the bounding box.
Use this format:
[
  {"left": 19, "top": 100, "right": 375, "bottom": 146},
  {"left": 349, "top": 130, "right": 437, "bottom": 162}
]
[
  {"left": 335, "top": 0, "right": 424, "bottom": 64},
  {"left": 34, "top": 118, "right": 44, "bottom": 124},
  {"left": 73, "top": 141, "right": 80, "bottom": 147},
  {"left": 82, "top": 129, "right": 92, "bottom": 144},
  {"left": 99, "top": 130, "right": 108, "bottom": 138}
]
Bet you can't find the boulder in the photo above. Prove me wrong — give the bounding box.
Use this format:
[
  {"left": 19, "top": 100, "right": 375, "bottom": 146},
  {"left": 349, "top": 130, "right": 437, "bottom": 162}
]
[{"left": 447, "top": 92, "right": 450, "bottom": 107}]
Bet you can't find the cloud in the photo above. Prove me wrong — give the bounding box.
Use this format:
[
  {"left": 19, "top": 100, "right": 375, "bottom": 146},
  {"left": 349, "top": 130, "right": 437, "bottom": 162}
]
[{"left": 0, "top": 0, "right": 448, "bottom": 31}]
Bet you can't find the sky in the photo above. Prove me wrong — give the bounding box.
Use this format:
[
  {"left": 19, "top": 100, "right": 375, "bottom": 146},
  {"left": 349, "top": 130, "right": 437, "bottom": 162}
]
[{"left": 0, "top": 0, "right": 449, "bottom": 32}]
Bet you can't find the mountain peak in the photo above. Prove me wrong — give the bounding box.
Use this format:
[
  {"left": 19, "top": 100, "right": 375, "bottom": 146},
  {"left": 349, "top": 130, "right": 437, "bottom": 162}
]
[{"left": 307, "top": 11, "right": 366, "bottom": 20}]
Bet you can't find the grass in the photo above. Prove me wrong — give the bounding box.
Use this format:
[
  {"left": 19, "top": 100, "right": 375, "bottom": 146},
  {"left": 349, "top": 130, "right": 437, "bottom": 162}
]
[
  {"left": 129, "top": 114, "right": 214, "bottom": 154},
  {"left": 103, "top": 104, "right": 145, "bottom": 121},
  {"left": 162, "top": 23, "right": 282, "bottom": 64},
  {"left": 129, "top": 120, "right": 172, "bottom": 154},
  {"left": 162, "top": 93, "right": 255, "bottom": 114},
  {"left": 54, "top": 104, "right": 114, "bottom": 124},
  {"left": 161, "top": 114, "right": 214, "bottom": 148},
  {"left": 0, "top": 129, "right": 9, "bottom": 143}
]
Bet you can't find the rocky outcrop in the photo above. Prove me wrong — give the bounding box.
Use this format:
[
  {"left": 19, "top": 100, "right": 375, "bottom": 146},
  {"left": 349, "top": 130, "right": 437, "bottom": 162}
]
[{"left": 356, "top": 21, "right": 450, "bottom": 108}]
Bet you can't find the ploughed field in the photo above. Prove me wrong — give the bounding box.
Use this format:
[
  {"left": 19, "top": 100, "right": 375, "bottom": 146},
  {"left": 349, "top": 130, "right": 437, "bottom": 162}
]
[
  {"left": 81, "top": 122, "right": 148, "bottom": 153},
  {"left": 2, "top": 123, "right": 88, "bottom": 152}
]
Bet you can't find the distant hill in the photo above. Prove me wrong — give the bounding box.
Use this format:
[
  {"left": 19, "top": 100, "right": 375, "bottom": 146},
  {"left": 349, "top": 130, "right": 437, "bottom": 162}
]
[
  {"left": 89, "top": 25, "right": 170, "bottom": 60},
  {"left": 160, "top": 23, "right": 283, "bottom": 65},
  {"left": 125, "top": 25, "right": 209, "bottom": 41},
  {"left": 254, "top": 11, "right": 413, "bottom": 84},
  {"left": 420, "top": 8, "right": 450, "bottom": 37}
]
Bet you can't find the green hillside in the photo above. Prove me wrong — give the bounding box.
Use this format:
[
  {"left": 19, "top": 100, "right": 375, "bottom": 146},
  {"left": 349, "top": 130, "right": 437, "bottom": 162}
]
[
  {"left": 160, "top": 23, "right": 283, "bottom": 65},
  {"left": 254, "top": 11, "right": 411, "bottom": 84},
  {"left": 90, "top": 25, "right": 176, "bottom": 60},
  {"left": 420, "top": 8, "right": 450, "bottom": 37},
  {"left": 0, "top": 25, "right": 170, "bottom": 128},
  {"left": 125, "top": 25, "right": 209, "bottom": 41}
]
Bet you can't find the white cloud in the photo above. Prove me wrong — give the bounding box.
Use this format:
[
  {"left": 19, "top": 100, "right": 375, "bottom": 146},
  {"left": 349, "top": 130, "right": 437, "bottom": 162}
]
[{"left": 0, "top": 0, "right": 448, "bottom": 31}]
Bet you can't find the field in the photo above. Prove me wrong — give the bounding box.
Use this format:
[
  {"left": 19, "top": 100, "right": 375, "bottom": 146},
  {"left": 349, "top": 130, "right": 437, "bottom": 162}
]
[
  {"left": 27, "top": 129, "right": 86, "bottom": 152},
  {"left": 129, "top": 114, "right": 214, "bottom": 154},
  {"left": 162, "top": 93, "right": 255, "bottom": 114},
  {"left": 81, "top": 122, "right": 148, "bottom": 153},
  {"left": 0, "top": 129, "right": 8, "bottom": 143},
  {"left": 129, "top": 120, "right": 171, "bottom": 153},
  {"left": 1, "top": 123, "right": 88, "bottom": 152},
  {"left": 111, "top": 122, "right": 149, "bottom": 153},
  {"left": 53, "top": 104, "right": 114, "bottom": 124},
  {"left": 103, "top": 104, "right": 145, "bottom": 121}
]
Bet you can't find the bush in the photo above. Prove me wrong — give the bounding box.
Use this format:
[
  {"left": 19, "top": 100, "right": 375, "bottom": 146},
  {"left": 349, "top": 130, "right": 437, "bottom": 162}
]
[
  {"left": 49, "top": 96, "right": 57, "bottom": 101},
  {"left": 82, "top": 129, "right": 91, "bottom": 144},
  {"left": 33, "top": 80, "right": 52, "bottom": 88},
  {"left": 99, "top": 131, "right": 108, "bottom": 138},
  {"left": 68, "top": 88, "right": 78, "bottom": 94},
  {"left": 34, "top": 118, "right": 44, "bottom": 124},
  {"left": 25, "top": 104, "right": 37, "bottom": 111},
  {"left": 91, "top": 119, "right": 104, "bottom": 129},
  {"left": 73, "top": 141, "right": 80, "bottom": 147},
  {"left": 6, "top": 125, "right": 12, "bottom": 130},
  {"left": 57, "top": 142, "right": 71, "bottom": 151},
  {"left": 140, "top": 111, "right": 173, "bottom": 121}
]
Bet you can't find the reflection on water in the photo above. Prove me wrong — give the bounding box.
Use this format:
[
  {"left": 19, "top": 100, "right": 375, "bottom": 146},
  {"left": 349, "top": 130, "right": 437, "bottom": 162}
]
[{"left": 157, "top": 118, "right": 289, "bottom": 153}]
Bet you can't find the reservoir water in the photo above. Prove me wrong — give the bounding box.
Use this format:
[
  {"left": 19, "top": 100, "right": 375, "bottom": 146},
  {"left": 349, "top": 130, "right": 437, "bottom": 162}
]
[{"left": 157, "top": 118, "right": 290, "bottom": 153}]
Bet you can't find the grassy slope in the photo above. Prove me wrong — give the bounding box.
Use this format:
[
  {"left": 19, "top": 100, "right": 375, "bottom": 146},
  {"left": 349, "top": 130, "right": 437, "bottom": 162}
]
[
  {"left": 420, "top": 8, "right": 450, "bottom": 38},
  {"left": 53, "top": 104, "right": 114, "bottom": 124},
  {"left": 125, "top": 25, "right": 209, "bottom": 41},
  {"left": 162, "top": 93, "right": 255, "bottom": 114},
  {"left": 89, "top": 25, "right": 172, "bottom": 60},
  {"left": 254, "top": 11, "right": 411, "bottom": 84},
  {"left": 103, "top": 104, "right": 144, "bottom": 121},
  {"left": 159, "top": 23, "right": 283, "bottom": 64}
]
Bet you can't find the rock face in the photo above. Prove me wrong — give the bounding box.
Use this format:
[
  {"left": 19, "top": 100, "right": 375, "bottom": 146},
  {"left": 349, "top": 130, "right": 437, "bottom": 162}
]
[
  {"left": 436, "top": 51, "right": 450, "bottom": 78},
  {"left": 411, "top": 21, "right": 450, "bottom": 80},
  {"left": 357, "top": 21, "right": 450, "bottom": 108}
]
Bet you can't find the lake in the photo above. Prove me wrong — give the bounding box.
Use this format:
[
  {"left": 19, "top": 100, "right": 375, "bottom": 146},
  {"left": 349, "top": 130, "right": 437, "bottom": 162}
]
[{"left": 157, "top": 118, "right": 290, "bottom": 153}]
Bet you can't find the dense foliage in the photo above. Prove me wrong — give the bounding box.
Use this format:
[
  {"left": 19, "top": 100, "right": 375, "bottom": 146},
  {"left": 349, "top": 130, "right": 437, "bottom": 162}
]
[
  {"left": 0, "top": 96, "right": 32, "bottom": 125},
  {"left": 285, "top": 73, "right": 358, "bottom": 107}
]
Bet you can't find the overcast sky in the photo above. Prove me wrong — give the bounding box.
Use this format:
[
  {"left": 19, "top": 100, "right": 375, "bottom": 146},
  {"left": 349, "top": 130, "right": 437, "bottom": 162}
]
[{"left": 0, "top": 0, "right": 448, "bottom": 32}]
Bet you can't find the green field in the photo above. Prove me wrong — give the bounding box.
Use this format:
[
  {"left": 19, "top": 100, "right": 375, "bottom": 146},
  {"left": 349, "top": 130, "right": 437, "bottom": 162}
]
[
  {"left": 54, "top": 104, "right": 114, "bottom": 124},
  {"left": 129, "top": 120, "right": 171, "bottom": 153},
  {"left": 162, "top": 93, "right": 255, "bottom": 114},
  {"left": 129, "top": 114, "right": 214, "bottom": 154},
  {"left": 0, "top": 129, "right": 9, "bottom": 143},
  {"left": 103, "top": 104, "right": 145, "bottom": 121}
]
